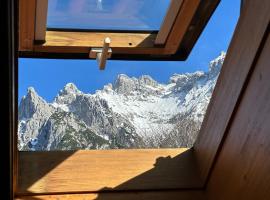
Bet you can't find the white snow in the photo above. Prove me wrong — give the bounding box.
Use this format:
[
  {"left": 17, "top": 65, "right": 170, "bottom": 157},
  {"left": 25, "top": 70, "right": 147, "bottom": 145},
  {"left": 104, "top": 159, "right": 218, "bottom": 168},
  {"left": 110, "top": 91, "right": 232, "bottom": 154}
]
[
  {"left": 47, "top": 53, "right": 223, "bottom": 139},
  {"left": 51, "top": 102, "right": 70, "bottom": 112}
]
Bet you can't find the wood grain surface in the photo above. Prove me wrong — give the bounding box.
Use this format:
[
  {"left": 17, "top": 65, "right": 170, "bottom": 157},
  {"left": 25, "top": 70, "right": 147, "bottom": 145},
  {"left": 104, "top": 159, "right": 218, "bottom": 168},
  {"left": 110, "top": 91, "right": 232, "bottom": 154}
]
[
  {"left": 194, "top": 0, "right": 270, "bottom": 182},
  {"left": 207, "top": 31, "right": 270, "bottom": 200},
  {"left": 18, "top": 148, "right": 203, "bottom": 195},
  {"left": 16, "top": 190, "right": 206, "bottom": 200},
  {"left": 19, "top": 0, "right": 36, "bottom": 51}
]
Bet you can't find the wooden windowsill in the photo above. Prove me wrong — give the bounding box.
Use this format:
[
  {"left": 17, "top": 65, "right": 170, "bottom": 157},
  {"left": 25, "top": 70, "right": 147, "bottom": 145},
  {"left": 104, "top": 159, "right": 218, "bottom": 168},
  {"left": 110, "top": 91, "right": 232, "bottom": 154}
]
[
  {"left": 17, "top": 148, "right": 203, "bottom": 195},
  {"left": 15, "top": 190, "right": 206, "bottom": 200}
]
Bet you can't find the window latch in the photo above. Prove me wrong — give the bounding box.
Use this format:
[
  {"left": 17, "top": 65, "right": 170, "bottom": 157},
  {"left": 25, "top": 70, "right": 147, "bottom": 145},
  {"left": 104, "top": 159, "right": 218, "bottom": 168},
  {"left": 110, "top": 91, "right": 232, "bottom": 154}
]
[{"left": 89, "top": 37, "right": 112, "bottom": 70}]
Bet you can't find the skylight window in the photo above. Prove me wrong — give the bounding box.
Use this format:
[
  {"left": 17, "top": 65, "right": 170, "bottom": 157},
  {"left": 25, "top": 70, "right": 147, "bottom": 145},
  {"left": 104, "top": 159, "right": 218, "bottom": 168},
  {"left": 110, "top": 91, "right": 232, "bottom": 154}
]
[
  {"left": 47, "top": 0, "right": 171, "bottom": 31},
  {"left": 18, "top": 0, "right": 240, "bottom": 151}
]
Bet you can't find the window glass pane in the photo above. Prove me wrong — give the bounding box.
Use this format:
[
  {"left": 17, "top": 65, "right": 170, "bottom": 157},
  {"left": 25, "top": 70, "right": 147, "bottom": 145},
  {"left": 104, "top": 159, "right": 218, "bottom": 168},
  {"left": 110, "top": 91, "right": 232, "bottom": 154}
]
[
  {"left": 47, "top": 0, "right": 171, "bottom": 31},
  {"left": 18, "top": 0, "right": 240, "bottom": 151},
  {"left": 18, "top": 53, "right": 226, "bottom": 150}
]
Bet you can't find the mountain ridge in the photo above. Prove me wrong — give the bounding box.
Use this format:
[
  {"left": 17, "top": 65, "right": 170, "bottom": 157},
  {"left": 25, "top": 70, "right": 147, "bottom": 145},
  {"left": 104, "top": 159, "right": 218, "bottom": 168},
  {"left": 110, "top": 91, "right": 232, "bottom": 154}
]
[{"left": 18, "top": 52, "right": 225, "bottom": 150}]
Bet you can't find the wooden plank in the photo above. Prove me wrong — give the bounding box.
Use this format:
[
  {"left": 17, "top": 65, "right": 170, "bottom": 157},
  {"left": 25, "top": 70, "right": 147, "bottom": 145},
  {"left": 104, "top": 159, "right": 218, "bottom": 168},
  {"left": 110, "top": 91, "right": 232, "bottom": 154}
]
[
  {"left": 155, "top": 0, "right": 184, "bottom": 45},
  {"left": 17, "top": 148, "right": 203, "bottom": 195},
  {"left": 19, "top": 0, "right": 36, "bottom": 51},
  {"left": 164, "top": 0, "right": 201, "bottom": 54},
  {"left": 33, "top": 45, "right": 166, "bottom": 55},
  {"left": 40, "top": 31, "right": 157, "bottom": 48},
  {"left": 15, "top": 190, "right": 206, "bottom": 200},
  {"left": 194, "top": 0, "right": 270, "bottom": 182},
  {"left": 35, "top": 0, "right": 48, "bottom": 41},
  {"left": 176, "top": 0, "right": 220, "bottom": 58},
  {"left": 206, "top": 32, "right": 270, "bottom": 200},
  {"left": 33, "top": 31, "right": 169, "bottom": 55}
]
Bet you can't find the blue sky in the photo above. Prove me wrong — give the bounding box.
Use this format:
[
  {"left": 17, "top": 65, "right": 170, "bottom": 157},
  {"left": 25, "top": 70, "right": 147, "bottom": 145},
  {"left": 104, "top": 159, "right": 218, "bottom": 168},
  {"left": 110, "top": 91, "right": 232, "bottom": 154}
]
[{"left": 19, "top": 0, "right": 240, "bottom": 102}]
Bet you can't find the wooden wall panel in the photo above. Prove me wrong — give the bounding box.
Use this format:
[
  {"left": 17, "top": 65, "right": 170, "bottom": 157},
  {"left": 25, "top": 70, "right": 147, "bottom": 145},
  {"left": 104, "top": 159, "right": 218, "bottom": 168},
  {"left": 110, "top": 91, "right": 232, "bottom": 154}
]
[
  {"left": 194, "top": 0, "right": 270, "bottom": 182},
  {"left": 206, "top": 32, "right": 270, "bottom": 200}
]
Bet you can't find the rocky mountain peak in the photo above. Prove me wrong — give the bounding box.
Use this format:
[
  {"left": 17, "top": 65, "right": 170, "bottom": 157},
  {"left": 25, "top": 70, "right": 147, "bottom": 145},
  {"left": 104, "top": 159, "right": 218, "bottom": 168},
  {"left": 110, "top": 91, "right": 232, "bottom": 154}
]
[
  {"left": 101, "top": 83, "right": 113, "bottom": 93},
  {"left": 209, "top": 51, "right": 226, "bottom": 73},
  {"left": 19, "top": 87, "right": 51, "bottom": 119},
  {"left": 113, "top": 74, "right": 162, "bottom": 95},
  {"left": 139, "top": 75, "right": 158, "bottom": 87},
  {"left": 169, "top": 71, "right": 204, "bottom": 85},
  {"left": 24, "top": 87, "right": 43, "bottom": 104},
  {"left": 113, "top": 74, "right": 136, "bottom": 94},
  {"left": 62, "top": 83, "right": 80, "bottom": 95},
  {"left": 54, "top": 83, "right": 81, "bottom": 105},
  {"left": 115, "top": 74, "right": 133, "bottom": 83},
  {"left": 27, "top": 86, "right": 37, "bottom": 95}
]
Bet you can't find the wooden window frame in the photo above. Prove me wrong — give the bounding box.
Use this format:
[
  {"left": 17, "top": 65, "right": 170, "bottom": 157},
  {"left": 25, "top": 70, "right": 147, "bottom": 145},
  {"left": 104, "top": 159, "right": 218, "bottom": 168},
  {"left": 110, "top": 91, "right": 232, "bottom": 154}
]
[
  {"left": 15, "top": 0, "right": 270, "bottom": 199},
  {"left": 19, "top": 0, "right": 220, "bottom": 60}
]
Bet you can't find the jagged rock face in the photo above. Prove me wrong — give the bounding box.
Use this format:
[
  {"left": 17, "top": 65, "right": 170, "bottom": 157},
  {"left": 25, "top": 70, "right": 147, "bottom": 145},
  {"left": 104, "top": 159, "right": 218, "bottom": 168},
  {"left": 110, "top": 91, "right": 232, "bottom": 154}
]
[
  {"left": 18, "top": 87, "right": 55, "bottom": 150},
  {"left": 54, "top": 83, "right": 82, "bottom": 105},
  {"left": 67, "top": 95, "right": 143, "bottom": 148},
  {"left": 114, "top": 74, "right": 137, "bottom": 94},
  {"left": 113, "top": 74, "right": 162, "bottom": 96},
  {"left": 19, "top": 87, "right": 54, "bottom": 119},
  {"left": 18, "top": 53, "right": 225, "bottom": 150},
  {"left": 34, "top": 111, "right": 111, "bottom": 150}
]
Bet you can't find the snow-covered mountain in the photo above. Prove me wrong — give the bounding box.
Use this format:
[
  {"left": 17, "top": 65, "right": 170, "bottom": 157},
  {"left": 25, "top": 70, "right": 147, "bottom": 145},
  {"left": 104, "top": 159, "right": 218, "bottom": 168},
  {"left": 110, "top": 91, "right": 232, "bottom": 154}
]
[{"left": 18, "top": 52, "right": 225, "bottom": 150}]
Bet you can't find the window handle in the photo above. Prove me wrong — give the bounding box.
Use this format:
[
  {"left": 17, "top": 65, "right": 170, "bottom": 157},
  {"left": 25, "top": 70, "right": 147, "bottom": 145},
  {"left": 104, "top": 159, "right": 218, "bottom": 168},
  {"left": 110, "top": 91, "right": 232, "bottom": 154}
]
[{"left": 89, "top": 37, "right": 112, "bottom": 70}]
